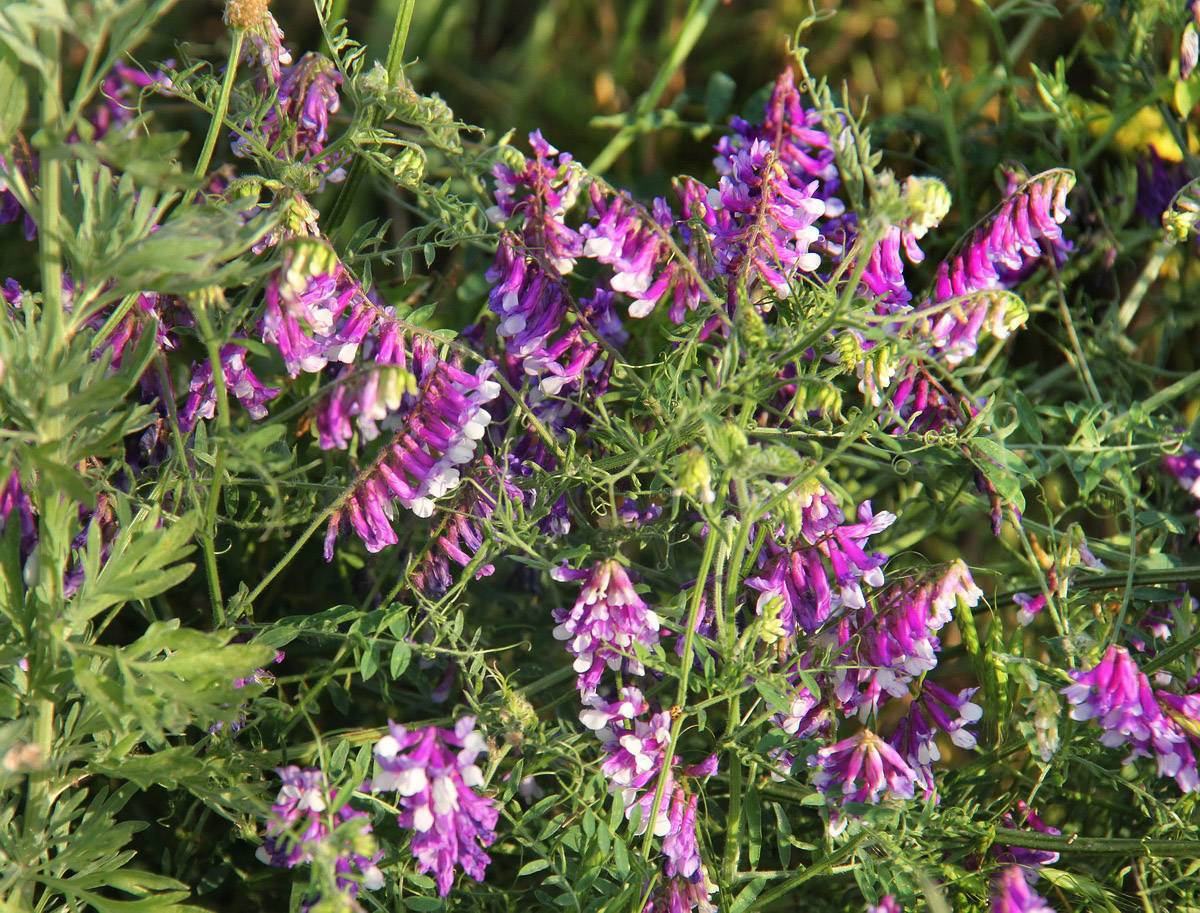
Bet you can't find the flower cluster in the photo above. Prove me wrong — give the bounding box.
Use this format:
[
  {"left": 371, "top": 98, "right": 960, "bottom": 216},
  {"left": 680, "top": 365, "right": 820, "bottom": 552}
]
[
  {"left": 807, "top": 728, "right": 917, "bottom": 806},
  {"left": 861, "top": 170, "right": 1074, "bottom": 434},
  {"left": 1062, "top": 645, "right": 1200, "bottom": 792},
  {"left": 552, "top": 560, "right": 662, "bottom": 693},
  {"left": 234, "top": 43, "right": 347, "bottom": 184},
  {"left": 370, "top": 716, "right": 498, "bottom": 897},
  {"left": 256, "top": 766, "right": 384, "bottom": 906},
  {"left": 180, "top": 341, "right": 280, "bottom": 430},
  {"left": 746, "top": 481, "right": 896, "bottom": 636}
]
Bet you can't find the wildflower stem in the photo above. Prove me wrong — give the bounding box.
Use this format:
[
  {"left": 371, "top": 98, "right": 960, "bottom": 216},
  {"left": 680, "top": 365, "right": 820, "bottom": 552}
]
[
  {"left": 192, "top": 296, "right": 232, "bottom": 624},
  {"left": 588, "top": 0, "right": 721, "bottom": 174},
  {"left": 639, "top": 519, "right": 720, "bottom": 867},
  {"left": 325, "top": 0, "right": 414, "bottom": 233},
  {"left": 38, "top": 24, "right": 65, "bottom": 357},
  {"left": 194, "top": 30, "right": 244, "bottom": 179},
  {"left": 993, "top": 827, "right": 1200, "bottom": 857}
]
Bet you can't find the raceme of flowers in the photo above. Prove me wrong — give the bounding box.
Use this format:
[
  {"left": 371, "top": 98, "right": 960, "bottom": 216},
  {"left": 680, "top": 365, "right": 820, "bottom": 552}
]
[{"left": 369, "top": 716, "right": 499, "bottom": 897}]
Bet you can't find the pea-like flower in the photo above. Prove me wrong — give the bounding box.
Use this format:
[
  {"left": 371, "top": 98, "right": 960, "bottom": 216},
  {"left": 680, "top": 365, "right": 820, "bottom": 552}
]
[{"left": 370, "top": 717, "right": 498, "bottom": 897}]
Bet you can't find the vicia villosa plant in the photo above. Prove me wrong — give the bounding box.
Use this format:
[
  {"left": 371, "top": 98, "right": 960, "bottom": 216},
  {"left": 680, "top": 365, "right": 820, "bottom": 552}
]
[{"left": 3, "top": 0, "right": 1200, "bottom": 911}]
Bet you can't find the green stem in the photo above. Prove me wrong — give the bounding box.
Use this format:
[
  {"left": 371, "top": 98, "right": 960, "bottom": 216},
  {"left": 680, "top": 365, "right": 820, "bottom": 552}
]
[
  {"left": 1112, "top": 233, "right": 1173, "bottom": 333},
  {"left": 638, "top": 523, "right": 721, "bottom": 871},
  {"left": 325, "top": 0, "right": 415, "bottom": 234},
  {"left": 993, "top": 827, "right": 1200, "bottom": 857},
  {"left": 720, "top": 695, "right": 744, "bottom": 888},
  {"left": 588, "top": 0, "right": 721, "bottom": 174},
  {"left": 751, "top": 833, "right": 868, "bottom": 907},
  {"left": 191, "top": 298, "right": 232, "bottom": 624},
  {"left": 38, "top": 24, "right": 64, "bottom": 359},
  {"left": 194, "top": 30, "right": 244, "bottom": 179}
]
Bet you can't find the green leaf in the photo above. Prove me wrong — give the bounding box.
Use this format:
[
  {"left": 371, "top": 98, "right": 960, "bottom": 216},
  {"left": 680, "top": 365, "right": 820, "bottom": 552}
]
[
  {"left": 518, "top": 859, "right": 550, "bottom": 877},
  {"left": 0, "top": 43, "right": 27, "bottom": 148}
]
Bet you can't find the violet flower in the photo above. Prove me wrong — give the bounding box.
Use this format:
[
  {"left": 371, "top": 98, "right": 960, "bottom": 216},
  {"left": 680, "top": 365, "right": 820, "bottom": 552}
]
[
  {"left": 0, "top": 153, "right": 36, "bottom": 240},
  {"left": 487, "top": 130, "right": 582, "bottom": 274},
  {"left": 1061, "top": 645, "right": 1199, "bottom": 791},
  {"left": 868, "top": 898, "right": 903, "bottom": 913},
  {"left": 256, "top": 766, "right": 384, "bottom": 903},
  {"left": 706, "top": 136, "right": 825, "bottom": 306},
  {"left": 322, "top": 355, "right": 499, "bottom": 553},
  {"left": 579, "top": 182, "right": 715, "bottom": 322},
  {"left": 643, "top": 867, "right": 718, "bottom": 913},
  {"left": 1136, "top": 148, "right": 1191, "bottom": 225},
  {"left": 995, "top": 801, "right": 1061, "bottom": 874},
  {"left": 180, "top": 341, "right": 280, "bottom": 430},
  {"left": 370, "top": 716, "right": 498, "bottom": 897},
  {"left": 808, "top": 728, "right": 917, "bottom": 805},
  {"left": 747, "top": 488, "right": 895, "bottom": 636},
  {"left": 1164, "top": 446, "right": 1200, "bottom": 497},
  {"left": 234, "top": 51, "right": 348, "bottom": 184},
  {"left": 88, "top": 61, "right": 174, "bottom": 142},
  {"left": 991, "top": 866, "right": 1056, "bottom": 913},
  {"left": 551, "top": 559, "right": 662, "bottom": 693}
]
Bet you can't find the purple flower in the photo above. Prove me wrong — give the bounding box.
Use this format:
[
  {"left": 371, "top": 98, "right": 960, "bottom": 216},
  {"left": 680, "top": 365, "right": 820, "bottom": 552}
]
[
  {"left": 552, "top": 559, "right": 662, "bottom": 693},
  {"left": 407, "top": 457, "right": 516, "bottom": 597},
  {"left": 262, "top": 240, "right": 363, "bottom": 377},
  {"left": 707, "top": 137, "right": 825, "bottom": 305},
  {"left": 861, "top": 169, "right": 1073, "bottom": 435},
  {"left": 808, "top": 728, "right": 917, "bottom": 805},
  {"left": 579, "top": 183, "right": 715, "bottom": 322},
  {"left": 661, "top": 787, "right": 702, "bottom": 879},
  {"left": 579, "top": 686, "right": 650, "bottom": 731},
  {"left": 234, "top": 52, "right": 347, "bottom": 184},
  {"left": 180, "top": 341, "right": 281, "bottom": 430},
  {"left": 996, "top": 801, "right": 1061, "bottom": 874},
  {"left": 1164, "top": 446, "right": 1200, "bottom": 497},
  {"left": 596, "top": 708, "right": 674, "bottom": 828},
  {"left": 1137, "top": 148, "right": 1191, "bottom": 225},
  {"left": 87, "top": 61, "right": 174, "bottom": 142},
  {"left": 322, "top": 355, "right": 499, "bottom": 554},
  {"left": 887, "top": 683, "right": 981, "bottom": 800},
  {"left": 0, "top": 152, "right": 37, "bottom": 240},
  {"left": 643, "top": 866, "right": 718, "bottom": 913},
  {"left": 991, "top": 866, "right": 1056, "bottom": 913},
  {"left": 370, "top": 716, "right": 498, "bottom": 897},
  {"left": 868, "top": 897, "right": 902, "bottom": 913},
  {"left": 243, "top": 12, "right": 292, "bottom": 84},
  {"left": 488, "top": 131, "right": 582, "bottom": 274},
  {"left": 256, "top": 766, "right": 384, "bottom": 902},
  {"left": 747, "top": 486, "right": 895, "bottom": 637},
  {"left": 1061, "top": 645, "right": 1199, "bottom": 791}
]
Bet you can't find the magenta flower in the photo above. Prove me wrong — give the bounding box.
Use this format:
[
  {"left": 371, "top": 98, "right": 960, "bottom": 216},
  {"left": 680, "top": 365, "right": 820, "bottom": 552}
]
[
  {"left": 234, "top": 51, "right": 347, "bottom": 183},
  {"left": 868, "top": 897, "right": 903, "bottom": 913},
  {"left": 643, "top": 867, "right": 718, "bottom": 913},
  {"left": 552, "top": 559, "right": 662, "bottom": 693},
  {"left": 808, "top": 728, "right": 917, "bottom": 805},
  {"left": 180, "top": 342, "right": 280, "bottom": 430},
  {"left": 829, "top": 561, "right": 980, "bottom": 718},
  {"left": 1061, "top": 645, "right": 1199, "bottom": 791},
  {"left": 256, "top": 767, "right": 383, "bottom": 902},
  {"left": 1164, "top": 446, "right": 1200, "bottom": 497},
  {"left": 991, "top": 866, "right": 1056, "bottom": 913},
  {"left": 370, "top": 716, "right": 498, "bottom": 897}
]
